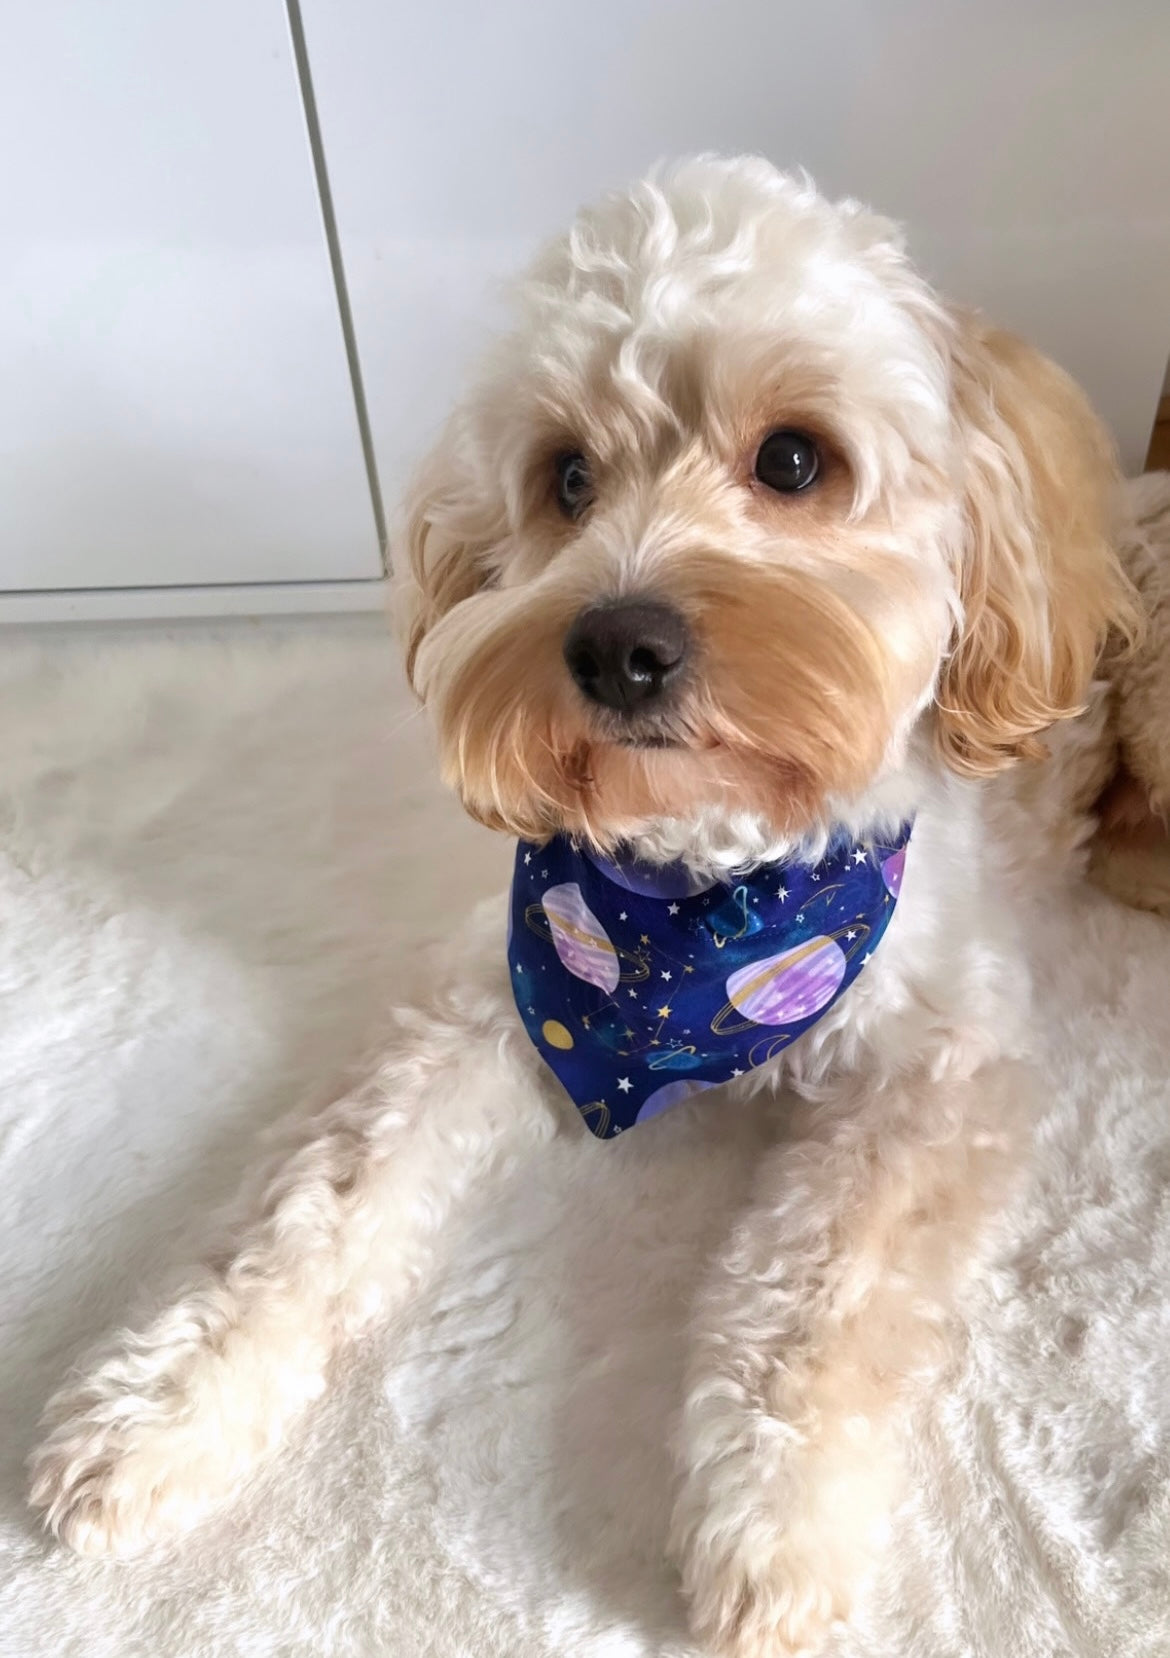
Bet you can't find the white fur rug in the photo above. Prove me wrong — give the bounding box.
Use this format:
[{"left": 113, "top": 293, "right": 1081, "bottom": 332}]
[{"left": 3, "top": 618, "right": 1170, "bottom": 1658}]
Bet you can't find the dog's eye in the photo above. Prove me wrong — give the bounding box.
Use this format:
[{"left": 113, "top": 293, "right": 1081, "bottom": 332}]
[
  {"left": 754, "top": 429, "right": 821, "bottom": 494},
  {"left": 555, "top": 451, "right": 593, "bottom": 520}
]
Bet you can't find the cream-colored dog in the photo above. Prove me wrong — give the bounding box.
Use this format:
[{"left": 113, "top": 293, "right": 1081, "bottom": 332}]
[{"left": 30, "top": 157, "right": 1169, "bottom": 1656}]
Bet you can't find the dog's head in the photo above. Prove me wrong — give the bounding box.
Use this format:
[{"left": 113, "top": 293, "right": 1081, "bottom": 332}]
[{"left": 402, "top": 157, "right": 1136, "bottom": 857}]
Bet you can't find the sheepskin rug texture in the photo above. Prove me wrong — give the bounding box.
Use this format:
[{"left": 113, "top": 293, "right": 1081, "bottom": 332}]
[{"left": 3, "top": 617, "right": 1170, "bottom": 1658}]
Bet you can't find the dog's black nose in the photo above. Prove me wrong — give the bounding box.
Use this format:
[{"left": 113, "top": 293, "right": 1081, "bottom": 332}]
[{"left": 563, "top": 600, "right": 689, "bottom": 713}]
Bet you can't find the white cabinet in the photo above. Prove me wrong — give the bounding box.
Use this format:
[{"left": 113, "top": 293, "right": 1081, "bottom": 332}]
[
  {"left": 302, "top": 0, "right": 1170, "bottom": 496},
  {"left": 2, "top": 2, "right": 1168, "bottom": 616},
  {"left": 0, "top": 2, "right": 383, "bottom": 605}
]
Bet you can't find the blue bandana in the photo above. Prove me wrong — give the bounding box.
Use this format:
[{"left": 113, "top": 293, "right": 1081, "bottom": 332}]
[{"left": 507, "top": 824, "right": 912, "bottom": 1138}]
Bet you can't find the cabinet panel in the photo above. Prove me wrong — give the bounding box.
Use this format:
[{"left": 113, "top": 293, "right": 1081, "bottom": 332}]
[{"left": 0, "top": 2, "right": 381, "bottom": 590}]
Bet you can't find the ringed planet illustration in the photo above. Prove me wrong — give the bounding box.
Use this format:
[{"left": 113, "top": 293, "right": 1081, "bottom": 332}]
[
  {"left": 535, "top": 882, "right": 621, "bottom": 992},
  {"left": 712, "top": 932, "right": 855, "bottom": 1032}
]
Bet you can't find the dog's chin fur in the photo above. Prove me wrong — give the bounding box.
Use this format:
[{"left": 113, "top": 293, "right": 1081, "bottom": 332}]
[{"left": 30, "top": 156, "right": 1159, "bottom": 1658}]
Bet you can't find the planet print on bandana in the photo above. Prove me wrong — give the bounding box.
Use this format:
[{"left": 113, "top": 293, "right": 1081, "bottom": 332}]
[
  {"left": 881, "top": 846, "right": 906, "bottom": 898},
  {"left": 716, "top": 934, "right": 849, "bottom": 1032},
  {"left": 584, "top": 846, "right": 717, "bottom": 901},
  {"left": 538, "top": 882, "right": 621, "bottom": 993},
  {"left": 508, "top": 821, "right": 913, "bottom": 1139},
  {"left": 636, "top": 1078, "right": 715, "bottom": 1124}
]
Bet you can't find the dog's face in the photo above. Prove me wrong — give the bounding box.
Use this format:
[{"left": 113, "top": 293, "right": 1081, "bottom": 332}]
[{"left": 403, "top": 158, "right": 1132, "bottom": 857}]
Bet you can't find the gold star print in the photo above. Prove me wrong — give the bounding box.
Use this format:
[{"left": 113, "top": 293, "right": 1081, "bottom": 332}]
[
  {"left": 640, "top": 934, "right": 651, "bottom": 945},
  {"left": 582, "top": 1016, "right": 591, "bottom": 1028},
  {"left": 657, "top": 1004, "right": 672, "bottom": 1019}
]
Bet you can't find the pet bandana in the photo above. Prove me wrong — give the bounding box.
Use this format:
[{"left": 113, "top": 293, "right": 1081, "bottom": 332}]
[{"left": 507, "top": 822, "right": 912, "bottom": 1138}]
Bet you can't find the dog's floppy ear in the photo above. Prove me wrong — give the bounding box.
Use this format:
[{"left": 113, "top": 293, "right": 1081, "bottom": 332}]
[
  {"left": 935, "top": 316, "right": 1140, "bottom": 775},
  {"left": 397, "top": 428, "right": 496, "bottom": 691}
]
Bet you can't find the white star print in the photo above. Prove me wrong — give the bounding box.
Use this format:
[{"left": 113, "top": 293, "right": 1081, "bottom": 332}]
[
  {"left": 845, "top": 930, "right": 857, "bottom": 941},
  {"left": 852, "top": 849, "right": 868, "bottom": 866},
  {"left": 661, "top": 970, "right": 672, "bottom": 981},
  {"left": 812, "top": 872, "right": 820, "bottom": 881},
  {"left": 667, "top": 902, "right": 680, "bottom": 915},
  {"left": 523, "top": 851, "right": 532, "bottom": 865},
  {"left": 731, "top": 1068, "right": 744, "bottom": 1078},
  {"left": 617, "top": 1077, "right": 633, "bottom": 1093},
  {"left": 862, "top": 951, "right": 873, "bottom": 965},
  {"left": 628, "top": 989, "right": 638, "bottom": 998},
  {"left": 777, "top": 885, "right": 788, "bottom": 901},
  {"left": 796, "top": 913, "right": 805, "bottom": 925},
  {"left": 619, "top": 911, "right": 628, "bottom": 922}
]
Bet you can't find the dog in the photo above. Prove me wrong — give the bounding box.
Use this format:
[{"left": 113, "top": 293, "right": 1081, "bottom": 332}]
[{"left": 30, "top": 156, "right": 1163, "bottom": 1656}]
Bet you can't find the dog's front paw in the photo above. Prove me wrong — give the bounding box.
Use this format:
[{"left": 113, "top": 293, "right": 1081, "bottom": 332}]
[
  {"left": 29, "top": 1385, "right": 233, "bottom": 1558},
  {"left": 676, "top": 1509, "right": 851, "bottom": 1658},
  {"left": 671, "top": 1402, "right": 894, "bottom": 1658},
  {"left": 27, "top": 1328, "right": 281, "bottom": 1558}
]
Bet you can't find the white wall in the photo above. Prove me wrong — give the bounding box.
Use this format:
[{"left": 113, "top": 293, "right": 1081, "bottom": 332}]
[{"left": 304, "top": 0, "right": 1170, "bottom": 519}]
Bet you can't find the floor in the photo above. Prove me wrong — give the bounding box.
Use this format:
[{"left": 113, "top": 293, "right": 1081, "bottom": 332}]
[{"left": 3, "top": 620, "right": 1170, "bottom": 1657}]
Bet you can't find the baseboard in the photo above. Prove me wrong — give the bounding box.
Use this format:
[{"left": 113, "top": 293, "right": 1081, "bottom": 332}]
[{"left": 0, "top": 579, "right": 389, "bottom": 625}]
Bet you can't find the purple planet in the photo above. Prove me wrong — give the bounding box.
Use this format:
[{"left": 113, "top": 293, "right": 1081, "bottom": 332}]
[
  {"left": 584, "top": 848, "right": 716, "bottom": 901},
  {"left": 541, "top": 882, "right": 620, "bottom": 992},
  {"left": 635, "top": 1078, "right": 716, "bottom": 1123},
  {"left": 881, "top": 848, "right": 906, "bottom": 898},
  {"left": 724, "top": 935, "right": 848, "bottom": 1026}
]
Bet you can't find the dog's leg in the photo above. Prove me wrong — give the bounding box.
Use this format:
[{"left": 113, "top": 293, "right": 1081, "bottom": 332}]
[
  {"left": 672, "top": 1060, "right": 1026, "bottom": 1658},
  {"left": 29, "top": 908, "right": 556, "bottom": 1558}
]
